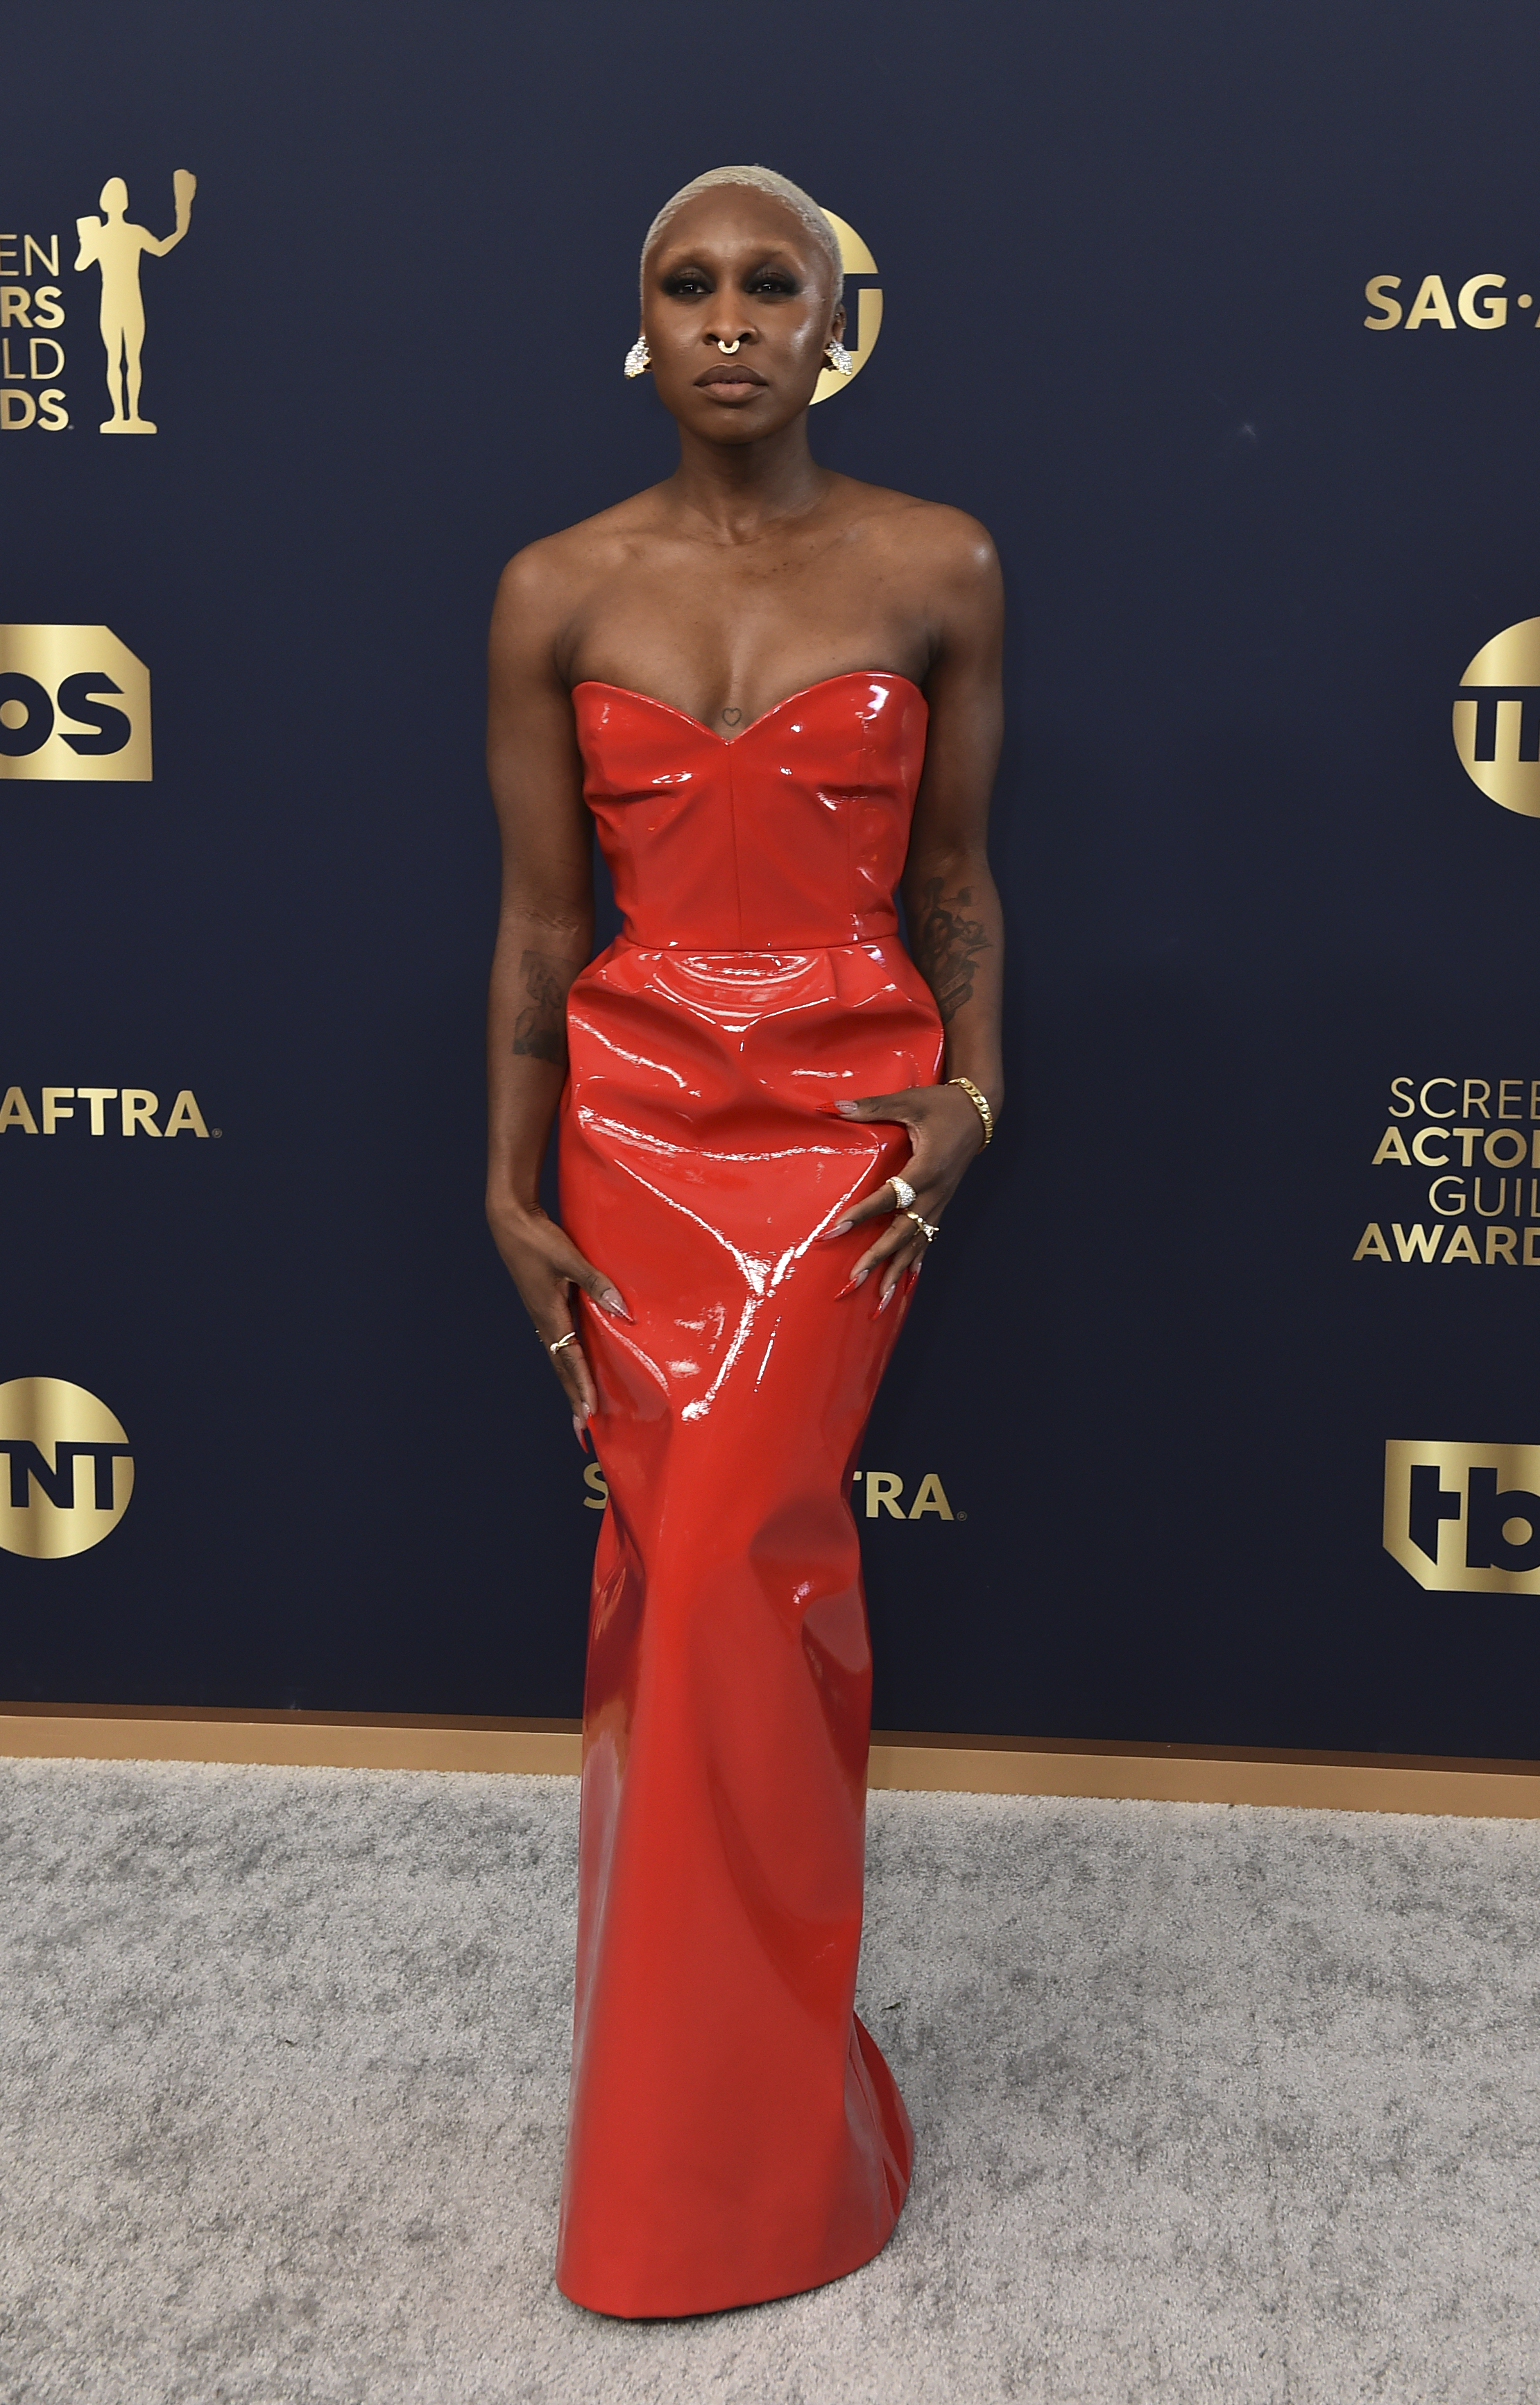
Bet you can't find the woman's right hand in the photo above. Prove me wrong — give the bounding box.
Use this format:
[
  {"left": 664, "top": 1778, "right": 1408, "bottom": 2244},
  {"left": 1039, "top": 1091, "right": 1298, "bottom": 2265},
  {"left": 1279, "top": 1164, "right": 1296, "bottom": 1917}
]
[{"left": 487, "top": 1200, "right": 631, "bottom": 1443}]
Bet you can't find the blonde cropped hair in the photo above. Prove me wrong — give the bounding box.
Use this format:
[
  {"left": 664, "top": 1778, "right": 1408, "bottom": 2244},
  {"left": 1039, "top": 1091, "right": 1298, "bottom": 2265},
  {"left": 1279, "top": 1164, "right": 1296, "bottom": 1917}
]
[{"left": 640, "top": 166, "right": 843, "bottom": 302}]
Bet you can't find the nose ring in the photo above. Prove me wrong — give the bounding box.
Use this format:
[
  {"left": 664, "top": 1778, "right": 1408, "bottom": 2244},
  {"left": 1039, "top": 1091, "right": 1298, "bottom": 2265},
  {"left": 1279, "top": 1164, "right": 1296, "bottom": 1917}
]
[{"left": 716, "top": 338, "right": 741, "bottom": 354}]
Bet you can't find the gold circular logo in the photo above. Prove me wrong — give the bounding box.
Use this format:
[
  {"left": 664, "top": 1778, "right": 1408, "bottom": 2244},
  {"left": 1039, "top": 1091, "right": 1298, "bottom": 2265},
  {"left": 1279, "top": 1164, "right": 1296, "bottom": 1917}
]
[
  {"left": 812, "top": 209, "right": 883, "bottom": 406},
  {"left": 0, "top": 1376, "right": 133, "bottom": 1558},
  {"left": 1453, "top": 618, "right": 1540, "bottom": 816}
]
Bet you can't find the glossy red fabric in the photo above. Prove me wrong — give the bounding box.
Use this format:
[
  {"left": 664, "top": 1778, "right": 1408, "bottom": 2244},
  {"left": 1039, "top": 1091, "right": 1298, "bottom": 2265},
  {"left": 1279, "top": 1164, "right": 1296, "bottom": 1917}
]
[{"left": 555, "top": 674, "right": 943, "bottom": 2319}]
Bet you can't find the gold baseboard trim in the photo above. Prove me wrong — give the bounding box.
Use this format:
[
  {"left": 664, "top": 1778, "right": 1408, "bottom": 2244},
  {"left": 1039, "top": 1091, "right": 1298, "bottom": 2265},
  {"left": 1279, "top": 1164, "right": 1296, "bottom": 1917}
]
[
  {"left": 1, "top": 1705, "right": 1537, "bottom": 1820},
  {"left": 866, "top": 1733, "right": 1540, "bottom": 1818},
  {"left": 0, "top": 1704, "right": 583, "bottom": 1778}
]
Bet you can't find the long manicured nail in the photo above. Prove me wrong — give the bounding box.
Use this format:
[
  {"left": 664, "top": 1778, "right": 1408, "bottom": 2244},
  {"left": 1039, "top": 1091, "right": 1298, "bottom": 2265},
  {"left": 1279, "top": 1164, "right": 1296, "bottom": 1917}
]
[
  {"left": 836, "top": 1269, "right": 869, "bottom": 1296},
  {"left": 876, "top": 1284, "right": 896, "bottom": 1313},
  {"left": 600, "top": 1290, "right": 633, "bottom": 1319},
  {"left": 574, "top": 1414, "right": 590, "bottom": 1452},
  {"left": 830, "top": 1219, "right": 853, "bottom": 1236},
  {"left": 835, "top": 1099, "right": 859, "bottom": 1115}
]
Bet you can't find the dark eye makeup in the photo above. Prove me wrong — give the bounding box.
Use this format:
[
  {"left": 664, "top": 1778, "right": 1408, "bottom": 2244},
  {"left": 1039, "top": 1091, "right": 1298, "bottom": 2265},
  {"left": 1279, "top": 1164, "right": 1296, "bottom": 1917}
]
[{"left": 659, "top": 260, "right": 803, "bottom": 300}]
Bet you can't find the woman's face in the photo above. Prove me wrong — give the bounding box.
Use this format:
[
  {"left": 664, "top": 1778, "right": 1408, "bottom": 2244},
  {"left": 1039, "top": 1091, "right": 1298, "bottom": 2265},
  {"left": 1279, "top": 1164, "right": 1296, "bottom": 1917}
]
[{"left": 640, "top": 189, "right": 845, "bottom": 445}]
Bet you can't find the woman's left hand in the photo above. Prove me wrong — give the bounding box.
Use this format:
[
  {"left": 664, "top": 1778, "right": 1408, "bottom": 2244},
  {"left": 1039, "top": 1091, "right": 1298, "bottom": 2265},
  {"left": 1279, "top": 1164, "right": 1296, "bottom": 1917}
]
[{"left": 826, "top": 1082, "right": 989, "bottom": 1304}]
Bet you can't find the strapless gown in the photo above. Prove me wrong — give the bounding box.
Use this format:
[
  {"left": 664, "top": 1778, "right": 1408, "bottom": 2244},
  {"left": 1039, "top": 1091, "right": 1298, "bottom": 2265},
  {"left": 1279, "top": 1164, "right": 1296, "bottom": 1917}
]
[{"left": 554, "top": 671, "right": 943, "bottom": 2319}]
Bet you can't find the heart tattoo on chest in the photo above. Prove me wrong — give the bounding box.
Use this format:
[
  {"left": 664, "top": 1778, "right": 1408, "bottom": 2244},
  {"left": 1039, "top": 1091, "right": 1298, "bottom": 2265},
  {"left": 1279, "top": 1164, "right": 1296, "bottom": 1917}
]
[{"left": 721, "top": 708, "right": 742, "bottom": 725}]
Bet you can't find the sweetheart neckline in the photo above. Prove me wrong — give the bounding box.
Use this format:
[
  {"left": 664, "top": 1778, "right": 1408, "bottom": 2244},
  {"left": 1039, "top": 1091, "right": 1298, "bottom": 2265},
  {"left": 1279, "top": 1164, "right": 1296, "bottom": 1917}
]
[{"left": 571, "top": 670, "right": 925, "bottom": 747}]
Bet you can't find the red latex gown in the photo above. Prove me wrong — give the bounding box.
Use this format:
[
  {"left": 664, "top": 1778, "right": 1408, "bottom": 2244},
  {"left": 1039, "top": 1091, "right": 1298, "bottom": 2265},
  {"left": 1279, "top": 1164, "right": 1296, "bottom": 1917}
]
[{"left": 555, "top": 672, "right": 943, "bottom": 2318}]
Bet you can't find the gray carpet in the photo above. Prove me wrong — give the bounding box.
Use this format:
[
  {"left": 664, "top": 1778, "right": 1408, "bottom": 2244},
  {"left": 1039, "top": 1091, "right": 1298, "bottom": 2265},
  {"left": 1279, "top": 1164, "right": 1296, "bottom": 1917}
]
[{"left": 2, "top": 1761, "right": 1538, "bottom": 2404}]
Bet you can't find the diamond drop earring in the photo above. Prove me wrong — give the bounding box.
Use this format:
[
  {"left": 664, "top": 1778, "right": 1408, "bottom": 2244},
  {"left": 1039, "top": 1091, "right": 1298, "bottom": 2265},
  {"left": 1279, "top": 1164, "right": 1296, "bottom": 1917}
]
[
  {"left": 624, "top": 336, "right": 651, "bottom": 378},
  {"left": 824, "top": 339, "right": 853, "bottom": 378}
]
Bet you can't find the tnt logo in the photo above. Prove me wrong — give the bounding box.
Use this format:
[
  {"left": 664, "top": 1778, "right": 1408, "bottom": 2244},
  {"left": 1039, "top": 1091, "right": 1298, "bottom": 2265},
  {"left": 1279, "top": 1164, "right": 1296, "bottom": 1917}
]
[
  {"left": 0, "top": 1377, "right": 133, "bottom": 1559},
  {"left": 0, "top": 625, "right": 150, "bottom": 781},
  {"left": 1453, "top": 618, "right": 1540, "bottom": 817},
  {"left": 1383, "top": 1439, "right": 1540, "bottom": 1592}
]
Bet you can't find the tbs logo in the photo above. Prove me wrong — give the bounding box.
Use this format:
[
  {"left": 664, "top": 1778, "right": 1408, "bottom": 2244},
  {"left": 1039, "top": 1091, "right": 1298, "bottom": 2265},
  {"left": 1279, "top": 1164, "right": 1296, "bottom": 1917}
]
[
  {"left": 0, "top": 625, "right": 150, "bottom": 780},
  {"left": 1383, "top": 1441, "right": 1540, "bottom": 1593}
]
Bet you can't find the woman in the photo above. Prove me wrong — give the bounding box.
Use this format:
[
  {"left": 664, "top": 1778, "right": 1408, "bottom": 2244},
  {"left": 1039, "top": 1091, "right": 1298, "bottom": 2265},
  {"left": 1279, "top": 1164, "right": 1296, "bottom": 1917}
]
[{"left": 486, "top": 164, "right": 1004, "bottom": 2319}]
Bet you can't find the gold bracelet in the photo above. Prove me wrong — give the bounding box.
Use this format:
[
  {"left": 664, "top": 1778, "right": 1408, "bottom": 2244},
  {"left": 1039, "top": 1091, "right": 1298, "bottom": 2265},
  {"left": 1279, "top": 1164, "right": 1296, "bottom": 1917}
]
[{"left": 946, "top": 1075, "right": 994, "bottom": 1147}]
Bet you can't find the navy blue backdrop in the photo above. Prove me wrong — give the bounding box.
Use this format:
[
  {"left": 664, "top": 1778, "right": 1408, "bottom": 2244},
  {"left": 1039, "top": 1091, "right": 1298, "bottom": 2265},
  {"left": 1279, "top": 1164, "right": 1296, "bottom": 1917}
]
[{"left": 6, "top": 0, "right": 1540, "bottom": 1756}]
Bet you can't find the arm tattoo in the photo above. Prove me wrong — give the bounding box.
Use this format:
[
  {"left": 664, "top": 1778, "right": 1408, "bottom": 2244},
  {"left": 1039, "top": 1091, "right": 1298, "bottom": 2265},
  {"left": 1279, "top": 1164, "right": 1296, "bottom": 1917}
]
[
  {"left": 512, "top": 949, "right": 575, "bottom": 1065},
  {"left": 914, "top": 878, "right": 991, "bottom": 1026}
]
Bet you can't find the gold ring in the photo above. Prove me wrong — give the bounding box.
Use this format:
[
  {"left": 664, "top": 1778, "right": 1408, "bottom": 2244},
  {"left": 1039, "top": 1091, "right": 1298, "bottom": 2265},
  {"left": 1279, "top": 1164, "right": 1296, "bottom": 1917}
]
[
  {"left": 547, "top": 1330, "right": 580, "bottom": 1355},
  {"left": 902, "top": 1208, "right": 939, "bottom": 1243},
  {"left": 889, "top": 1176, "right": 918, "bottom": 1210}
]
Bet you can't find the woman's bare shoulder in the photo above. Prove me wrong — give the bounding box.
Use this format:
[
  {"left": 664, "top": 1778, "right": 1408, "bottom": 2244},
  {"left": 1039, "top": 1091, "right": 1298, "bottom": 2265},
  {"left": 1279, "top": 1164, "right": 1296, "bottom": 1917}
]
[
  {"left": 491, "top": 493, "right": 673, "bottom": 673},
  {"left": 832, "top": 475, "right": 999, "bottom": 581},
  {"left": 497, "top": 488, "right": 668, "bottom": 606}
]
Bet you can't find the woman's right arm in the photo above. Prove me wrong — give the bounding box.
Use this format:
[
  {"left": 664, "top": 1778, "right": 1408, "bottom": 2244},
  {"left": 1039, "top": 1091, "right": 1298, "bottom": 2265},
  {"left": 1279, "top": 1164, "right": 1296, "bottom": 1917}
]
[{"left": 486, "top": 547, "right": 630, "bottom": 1442}]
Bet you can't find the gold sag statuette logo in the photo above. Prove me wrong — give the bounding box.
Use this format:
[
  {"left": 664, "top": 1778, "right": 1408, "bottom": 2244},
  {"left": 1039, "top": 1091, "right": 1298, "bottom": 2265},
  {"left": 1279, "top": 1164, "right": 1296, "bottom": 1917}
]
[
  {"left": 75, "top": 171, "right": 196, "bottom": 432},
  {"left": 811, "top": 209, "right": 882, "bottom": 406},
  {"left": 0, "top": 626, "right": 150, "bottom": 781},
  {"left": 1453, "top": 619, "right": 1540, "bottom": 816},
  {"left": 1, "top": 171, "right": 195, "bottom": 434},
  {"left": 1384, "top": 1440, "right": 1540, "bottom": 1593},
  {"left": 0, "top": 1377, "right": 133, "bottom": 1559}
]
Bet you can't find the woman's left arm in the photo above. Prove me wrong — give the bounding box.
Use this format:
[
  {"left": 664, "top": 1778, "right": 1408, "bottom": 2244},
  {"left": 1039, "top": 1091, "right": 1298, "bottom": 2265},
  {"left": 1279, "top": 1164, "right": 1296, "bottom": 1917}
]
[{"left": 832, "top": 514, "right": 1004, "bottom": 1299}]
